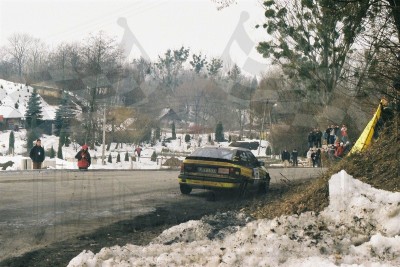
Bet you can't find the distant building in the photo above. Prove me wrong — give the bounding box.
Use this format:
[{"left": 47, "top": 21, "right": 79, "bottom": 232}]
[
  {"left": 0, "top": 106, "right": 23, "bottom": 130},
  {"left": 158, "top": 108, "right": 181, "bottom": 127}
]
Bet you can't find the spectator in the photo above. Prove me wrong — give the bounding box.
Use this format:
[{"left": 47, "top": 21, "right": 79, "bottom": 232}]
[
  {"left": 341, "top": 124, "right": 348, "bottom": 143},
  {"left": 311, "top": 149, "right": 317, "bottom": 167},
  {"left": 316, "top": 149, "right": 322, "bottom": 167},
  {"left": 75, "top": 144, "right": 91, "bottom": 170},
  {"left": 334, "top": 142, "right": 345, "bottom": 158},
  {"left": 30, "top": 139, "right": 45, "bottom": 169},
  {"left": 307, "top": 130, "right": 315, "bottom": 148},
  {"left": 327, "top": 144, "right": 335, "bottom": 161},
  {"left": 281, "top": 149, "right": 291, "bottom": 167},
  {"left": 329, "top": 125, "right": 336, "bottom": 145},
  {"left": 306, "top": 148, "right": 313, "bottom": 167},
  {"left": 314, "top": 128, "right": 322, "bottom": 148},
  {"left": 291, "top": 149, "right": 298, "bottom": 167},
  {"left": 135, "top": 146, "right": 142, "bottom": 159}
]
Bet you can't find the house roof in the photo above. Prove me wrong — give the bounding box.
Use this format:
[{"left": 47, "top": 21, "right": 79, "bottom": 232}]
[
  {"left": 0, "top": 105, "right": 23, "bottom": 119},
  {"left": 158, "top": 108, "right": 180, "bottom": 121}
]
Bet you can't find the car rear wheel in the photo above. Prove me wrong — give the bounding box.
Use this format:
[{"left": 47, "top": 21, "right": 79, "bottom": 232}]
[
  {"left": 180, "top": 184, "right": 192, "bottom": 194},
  {"left": 258, "top": 174, "right": 270, "bottom": 194}
]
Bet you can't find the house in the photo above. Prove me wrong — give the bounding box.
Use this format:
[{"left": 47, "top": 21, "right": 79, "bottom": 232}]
[
  {"left": 0, "top": 106, "right": 23, "bottom": 130},
  {"left": 158, "top": 108, "right": 181, "bottom": 127}
]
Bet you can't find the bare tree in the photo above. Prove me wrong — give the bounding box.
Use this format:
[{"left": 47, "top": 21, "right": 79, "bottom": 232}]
[{"left": 6, "top": 33, "right": 34, "bottom": 79}]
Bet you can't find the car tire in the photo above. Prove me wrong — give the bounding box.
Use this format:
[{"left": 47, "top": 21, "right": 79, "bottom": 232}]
[
  {"left": 180, "top": 184, "right": 192, "bottom": 194},
  {"left": 258, "top": 174, "right": 270, "bottom": 194}
]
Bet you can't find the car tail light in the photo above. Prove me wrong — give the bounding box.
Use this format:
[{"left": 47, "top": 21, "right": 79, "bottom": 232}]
[{"left": 229, "top": 167, "right": 240, "bottom": 175}]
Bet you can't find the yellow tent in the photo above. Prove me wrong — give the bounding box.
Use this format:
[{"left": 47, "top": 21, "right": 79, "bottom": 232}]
[{"left": 348, "top": 101, "right": 383, "bottom": 155}]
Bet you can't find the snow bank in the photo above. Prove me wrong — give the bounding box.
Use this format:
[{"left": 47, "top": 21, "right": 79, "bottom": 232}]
[{"left": 66, "top": 170, "right": 400, "bottom": 266}]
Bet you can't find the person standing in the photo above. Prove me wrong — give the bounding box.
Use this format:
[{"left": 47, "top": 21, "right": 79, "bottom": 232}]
[
  {"left": 306, "top": 148, "right": 313, "bottom": 167},
  {"left": 30, "top": 139, "right": 45, "bottom": 169},
  {"left": 75, "top": 144, "right": 91, "bottom": 170},
  {"left": 281, "top": 149, "right": 290, "bottom": 167},
  {"left": 307, "top": 130, "right": 315, "bottom": 148},
  {"left": 314, "top": 128, "right": 322, "bottom": 148},
  {"left": 341, "top": 124, "right": 348, "bottom": 143},
  {"left": 135, "top": 146, "right": 142, "bottom": 159},
  {"left": 291, "top": 148, "right": 298, "bottom": 167}
]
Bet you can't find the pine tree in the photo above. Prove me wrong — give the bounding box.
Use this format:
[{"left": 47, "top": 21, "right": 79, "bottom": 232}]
[
  {"left": 155, "top": 126, "right": 161, "bottom": 141},
  {"left": 215, "top": 122, "right": 224, "bottom": 142},
  {"left": 108, "top": 154, "right": 112, "bottom": 163},
  {"left": 116, "top": 153, "right": 121, "bottom": 163},
  {"left": 57, "top": 143, "right": 63, "bottom": 159},
  {"left": 171, "top": 122, "right": 176, "bottom": 139},
  {"left": 54, "top": 91, "right": 75, "bottom": 136},
  {"left": 151, "top": 151, "right": 157, "bottom": 162},
  {"left": 59, "top": 130, "right": 66, "bottom": 147},
  {"left": 124, "top": 151, "right": 129, "bottom": 161},
  {"left": 8, "top": 131, "right": 15, "bottom": 155},
  {"left": 25, "top": 89, "right": 43, "bottom": 129},
  {"left": 50, "top": 146, "right": 56, "bottom": 158}
]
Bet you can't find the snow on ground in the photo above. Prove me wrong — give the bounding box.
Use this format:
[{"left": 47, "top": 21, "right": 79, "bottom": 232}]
[
  {"left": 67, "top": 170, "right": 400, "bottom": 267},
  {"left": 0, "top": 129, "right": 271, "bottom": 170}
]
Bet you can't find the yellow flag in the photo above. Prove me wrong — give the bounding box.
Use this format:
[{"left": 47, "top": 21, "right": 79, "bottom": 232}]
[{"left": 348, "top": 102, "right": 382, "bottom": 155}]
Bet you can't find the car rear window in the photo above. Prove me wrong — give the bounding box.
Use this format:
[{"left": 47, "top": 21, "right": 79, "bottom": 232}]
[{"left": 190, "top": 148, "right": 235, "bottom": 160}]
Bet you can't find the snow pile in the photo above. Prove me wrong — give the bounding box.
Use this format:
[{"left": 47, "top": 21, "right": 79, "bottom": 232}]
[{"left": 68, "top": 170, "right": 400, "bottom": 266}]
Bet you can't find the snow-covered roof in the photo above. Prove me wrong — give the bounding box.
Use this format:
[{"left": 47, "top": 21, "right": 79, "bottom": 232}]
[
  {"left": 0, "top": 105, "right": 23, "bottom": 118},
  {"left": 0, "top": 79, "right": 57, "bottom": 120}
]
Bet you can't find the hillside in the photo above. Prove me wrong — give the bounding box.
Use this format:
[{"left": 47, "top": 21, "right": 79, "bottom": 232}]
[{"left": 248, "top": 115, "right": 400, "bottom": 219}]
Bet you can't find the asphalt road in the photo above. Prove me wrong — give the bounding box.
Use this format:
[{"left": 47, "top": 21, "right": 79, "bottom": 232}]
[{"left": 0, "top": 167, "right": 326, "bottom": 261}]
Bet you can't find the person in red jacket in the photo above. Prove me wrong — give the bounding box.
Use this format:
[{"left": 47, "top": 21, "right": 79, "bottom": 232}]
[{"left": 75, "top": 144, "right": 91, "bottom": 170}]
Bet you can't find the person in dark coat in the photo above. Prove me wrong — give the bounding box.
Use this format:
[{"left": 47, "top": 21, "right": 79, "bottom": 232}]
[
  {"left": 281, "top": 149, "right": 291, "bottom": 167},
  {"left": 75, "top": 144, "right": 91, "bottom": 170},
  {"left": 291, "top": 149, "right": 298, "bottom": 166},
  {"left": 307, "top": 130, "right": 315, "bottom": 148},
  {"left": 30, "top": 139, "right": 45, "bottom": 169}
]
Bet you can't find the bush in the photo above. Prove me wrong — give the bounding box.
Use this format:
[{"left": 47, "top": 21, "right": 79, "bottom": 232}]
[
  {"left": 116, "top": 153, "right": 121, "bottom": 163},
  {"left": 151, "top": 151, "right": 157, "bottom": 162},
  {"left": 125, "top": 151, "right": 129, "bottom": 161},
  {"left": 108, "top": 154, "right": 112, "bottom": 163},
  {"left": 185, "top": 134, "right": 191, "bottom": 143}
]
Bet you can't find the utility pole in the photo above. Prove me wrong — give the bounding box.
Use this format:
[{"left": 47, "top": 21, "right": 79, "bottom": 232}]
[
  {"left": 258, "top": 100, "right": 268, "bottom": 155},
  {"left": 101, "top": 107, "right": 106, "bottom": 165}
]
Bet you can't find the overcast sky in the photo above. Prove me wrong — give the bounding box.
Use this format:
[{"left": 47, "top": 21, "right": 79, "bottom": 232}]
[{"left": 0, "top": 0, "right": 269, "bottom": 75}]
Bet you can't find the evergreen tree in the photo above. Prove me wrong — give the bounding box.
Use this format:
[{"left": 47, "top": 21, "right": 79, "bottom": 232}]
[
  {"left": 171, "top": 122, "right": 176, "bottom": 139},
  {"left": 54, "top": 91, "right": 75, "bottom": 136},
  {"left": 108, "top": 153, "right": 112, "bottom": 163},
  {"left": 57, "top": 143, "right": 63, "bottom": 159},
  {"left": 124, "top": 151, "right": 129, "bottom": 161},
  {"left": 8, "top": 131, "right": 15, "bottom": 155},
  {"left": 185, "top": 134, "right": 191, "bottom": 143},
  {"left": 24, "top": 89, "right": 43, "bottom": 128},
  {"left": 151, "top": 151, "right": 157, "bottom": 162},
  {"left": 59, "top": 130, "right": 66, "bottom": 147},
  {"left": 116, "top": 153, "right": 121, "bottom": 163},
  {"left": 50, "top": 145, "right": 56, "bottom": 158},
  {"left": 215, "top": 122, "right": 224, "bottom": 142},
  {"left": 155, "top": 126, "right": 161, "bottom": 141}
]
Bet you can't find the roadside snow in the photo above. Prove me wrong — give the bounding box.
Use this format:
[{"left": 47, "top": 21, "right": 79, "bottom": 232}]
[{"left": 68, "top": 170, "right": 400, "bottom": 266}]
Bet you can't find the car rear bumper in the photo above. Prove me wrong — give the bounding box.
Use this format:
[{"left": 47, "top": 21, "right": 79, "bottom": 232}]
[{"left": 178, "top": 174, "right": 248, "bottom": 190}]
